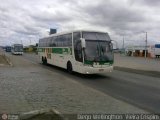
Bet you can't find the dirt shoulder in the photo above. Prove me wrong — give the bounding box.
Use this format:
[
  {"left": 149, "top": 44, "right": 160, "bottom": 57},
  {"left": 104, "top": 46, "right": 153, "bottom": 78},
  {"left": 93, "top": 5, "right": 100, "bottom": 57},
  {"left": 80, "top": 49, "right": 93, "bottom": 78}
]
[{"left": 0, "top": 55, "right": 10, "bottom": 66}]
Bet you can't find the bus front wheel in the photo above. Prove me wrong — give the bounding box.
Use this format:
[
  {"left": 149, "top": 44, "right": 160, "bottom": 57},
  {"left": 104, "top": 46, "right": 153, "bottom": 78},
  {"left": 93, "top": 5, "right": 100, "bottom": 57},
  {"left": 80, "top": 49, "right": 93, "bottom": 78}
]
[{"left": 67, "top": 62, "right": 72, "bottom": 73}]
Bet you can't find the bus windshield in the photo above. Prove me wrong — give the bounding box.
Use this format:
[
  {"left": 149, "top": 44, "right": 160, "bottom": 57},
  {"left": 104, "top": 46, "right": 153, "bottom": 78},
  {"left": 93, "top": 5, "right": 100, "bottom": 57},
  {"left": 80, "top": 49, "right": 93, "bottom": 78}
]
[
  {"left": 82, "top": 31, "right": 113, "bottom": 62},
  {"left": 84, "top": 40, "right": 113, "bottom": 62},
  {"left": 14, "top": 45, "right": 23, "bottom": 52}
]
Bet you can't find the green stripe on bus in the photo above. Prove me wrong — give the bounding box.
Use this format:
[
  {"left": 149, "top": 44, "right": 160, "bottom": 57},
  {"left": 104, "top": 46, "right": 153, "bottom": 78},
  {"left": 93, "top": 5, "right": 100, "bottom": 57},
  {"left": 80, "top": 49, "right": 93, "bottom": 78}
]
[
  {"left": 52, "top": 48, "right": 72, "bottom": 55},
  {"left": 38, "top": 48, "right": 45, "bottom": 52},
  {"left": 52, "top": 48, "right": 63, "bottom": 54},
  {"left": 38, "top": 47, "right": 72, "bottom": 55}
]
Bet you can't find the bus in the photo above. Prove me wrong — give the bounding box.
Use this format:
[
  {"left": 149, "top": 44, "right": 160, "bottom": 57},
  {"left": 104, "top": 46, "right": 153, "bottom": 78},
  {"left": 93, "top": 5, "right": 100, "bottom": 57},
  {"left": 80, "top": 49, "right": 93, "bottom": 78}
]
[
  {"left": 38, "top": 30, "right": 114, "bottom": 74},
  {"left": 11, "top": 44, "right": 23, "bottom": 55},
  {"left": 5, "top": 46, "right": 11, "bottom": 52}
]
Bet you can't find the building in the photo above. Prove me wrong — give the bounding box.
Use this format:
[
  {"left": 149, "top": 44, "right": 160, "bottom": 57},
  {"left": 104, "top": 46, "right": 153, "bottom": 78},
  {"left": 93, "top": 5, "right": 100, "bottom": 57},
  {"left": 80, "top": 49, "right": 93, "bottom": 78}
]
[
  {"left": 23, "top": 45, "right": 37, "bottom": 52},
  {"left": 125, "top": 45, "right": 156, "bottom": 58}
]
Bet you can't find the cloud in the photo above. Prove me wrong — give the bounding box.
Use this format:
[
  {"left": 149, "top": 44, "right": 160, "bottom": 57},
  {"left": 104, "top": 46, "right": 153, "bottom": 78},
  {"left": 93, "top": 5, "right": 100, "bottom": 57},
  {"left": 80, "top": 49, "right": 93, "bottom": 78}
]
[
  {"left": 82, "top": 1, "right": 146, "bottom": 31},
  {"left": 0, "top": 0, "right": 160, "bottom": 46},
  {"left": 130, "top": 0, "right": 160, "bottom": 7}
]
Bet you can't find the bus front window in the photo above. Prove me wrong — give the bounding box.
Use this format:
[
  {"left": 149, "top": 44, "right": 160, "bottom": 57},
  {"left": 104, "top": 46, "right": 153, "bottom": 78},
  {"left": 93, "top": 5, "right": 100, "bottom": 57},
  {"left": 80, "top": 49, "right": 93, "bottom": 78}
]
[
  {"left": 84, "top": 40, "right": 113, "bottom": 62},
  {"left": 14, "top": 46, "right": 23, "bottom": 52}
]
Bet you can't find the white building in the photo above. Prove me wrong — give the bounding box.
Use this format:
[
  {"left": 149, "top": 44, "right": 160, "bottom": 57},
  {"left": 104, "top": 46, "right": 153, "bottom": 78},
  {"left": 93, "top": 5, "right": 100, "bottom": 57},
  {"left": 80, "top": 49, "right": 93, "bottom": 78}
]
[{"left": 125, "top": 45, "right": 157, "bottom": 58}]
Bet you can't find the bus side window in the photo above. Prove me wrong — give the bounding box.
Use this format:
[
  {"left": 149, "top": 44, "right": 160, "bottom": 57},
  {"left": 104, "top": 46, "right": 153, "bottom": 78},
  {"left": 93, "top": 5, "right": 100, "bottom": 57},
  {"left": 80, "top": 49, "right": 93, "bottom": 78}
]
[
  {"left": 74, "top": 32, "right": 83, "bottom": 62},
  {"left": 51, "top": 37, "right": 56, "bottom": 47},
  {"left": 75, "top": 40, "right": 83, "bottom": 62}
]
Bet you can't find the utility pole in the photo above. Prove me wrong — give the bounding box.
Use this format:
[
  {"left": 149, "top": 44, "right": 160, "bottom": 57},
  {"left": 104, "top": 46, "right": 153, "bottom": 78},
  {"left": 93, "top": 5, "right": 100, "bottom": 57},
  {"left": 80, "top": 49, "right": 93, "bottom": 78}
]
[
  {"left": 123, "top": 35, "right": 125, "bottom": 50},
  {"left": 145, "top": 32, "right": 147, "bottom": 58}
]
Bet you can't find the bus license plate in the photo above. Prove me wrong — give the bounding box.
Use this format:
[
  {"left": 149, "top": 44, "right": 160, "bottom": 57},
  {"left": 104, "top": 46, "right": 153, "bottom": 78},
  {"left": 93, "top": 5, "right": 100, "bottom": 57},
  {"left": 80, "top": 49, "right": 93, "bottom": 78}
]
[{"left": 99, "top": 69, "right": 104, "bottom": 72}]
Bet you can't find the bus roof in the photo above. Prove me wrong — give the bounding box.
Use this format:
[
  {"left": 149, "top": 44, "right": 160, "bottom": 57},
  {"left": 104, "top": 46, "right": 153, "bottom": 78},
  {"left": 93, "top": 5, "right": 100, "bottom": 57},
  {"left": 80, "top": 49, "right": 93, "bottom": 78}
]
[
  {"left": 40, "top": 30, "right": 109, "bottom": 39},
  {"left": 12, "top": 44, "right": 23, "bottom": 46}
]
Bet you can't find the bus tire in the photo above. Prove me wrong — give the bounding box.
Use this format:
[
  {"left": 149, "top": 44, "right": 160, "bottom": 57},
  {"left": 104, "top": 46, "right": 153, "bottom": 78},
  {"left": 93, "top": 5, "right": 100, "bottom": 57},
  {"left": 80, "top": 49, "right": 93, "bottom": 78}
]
[
  {"left": 44, "top": 57, "right": 47, "bottom": 64},
  {"left": 42, "top": 57, "right": 47, "bottom": 64},
  {"left": 42, "top": 56, "right": 44, "bottom": 64},
  {"left": 67, "top": 61, "right": 72, "bottom": 73}
]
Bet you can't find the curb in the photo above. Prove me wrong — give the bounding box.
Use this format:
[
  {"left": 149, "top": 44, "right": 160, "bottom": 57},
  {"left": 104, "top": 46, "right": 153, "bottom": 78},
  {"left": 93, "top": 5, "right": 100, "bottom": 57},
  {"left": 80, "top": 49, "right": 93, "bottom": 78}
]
[
  {"left": 114, "top": 66, "right": 160, "bottom": 77},
  {"left": 0, "top": 54, "right": 11, "bottom": 66},
  {"left": 5, "top": 56, "right": 13, "bottom": 66},
  {"left": 20, "top": 108, "right": 65, "bottom": 120}
]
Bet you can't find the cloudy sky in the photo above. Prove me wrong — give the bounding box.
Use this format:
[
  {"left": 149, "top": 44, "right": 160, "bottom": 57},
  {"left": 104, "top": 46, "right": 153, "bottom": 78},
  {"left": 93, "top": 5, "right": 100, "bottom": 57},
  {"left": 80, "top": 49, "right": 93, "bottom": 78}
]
[{"left": 0, "top": 0, "right": 160, "bottom": 47}]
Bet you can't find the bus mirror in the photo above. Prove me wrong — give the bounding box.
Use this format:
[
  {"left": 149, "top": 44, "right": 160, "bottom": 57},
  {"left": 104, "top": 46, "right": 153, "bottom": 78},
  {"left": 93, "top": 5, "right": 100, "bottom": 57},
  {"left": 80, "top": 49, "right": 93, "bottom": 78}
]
[
  {"left": 80, "top": 38, "right": 86, "bottom": 48},
  {"left": 110, "top": 42, "right": 113, "bottom": 49},
  {"left": 111, "top": 40, "right": 118, "bottom": 49}
]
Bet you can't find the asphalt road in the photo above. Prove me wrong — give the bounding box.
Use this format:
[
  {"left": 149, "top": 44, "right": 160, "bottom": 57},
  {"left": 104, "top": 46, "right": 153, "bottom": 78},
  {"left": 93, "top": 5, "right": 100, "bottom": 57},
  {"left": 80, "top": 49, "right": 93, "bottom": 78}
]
[{"left": 23, "top": 53, "right": 160, "bottom": 113}]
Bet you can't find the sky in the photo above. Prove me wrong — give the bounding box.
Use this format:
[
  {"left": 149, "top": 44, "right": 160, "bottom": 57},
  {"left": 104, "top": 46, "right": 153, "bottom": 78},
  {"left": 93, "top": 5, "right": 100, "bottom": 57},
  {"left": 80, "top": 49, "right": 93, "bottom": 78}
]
[{"left": 0, "top": 0, "right": 160, "bottom": 47}]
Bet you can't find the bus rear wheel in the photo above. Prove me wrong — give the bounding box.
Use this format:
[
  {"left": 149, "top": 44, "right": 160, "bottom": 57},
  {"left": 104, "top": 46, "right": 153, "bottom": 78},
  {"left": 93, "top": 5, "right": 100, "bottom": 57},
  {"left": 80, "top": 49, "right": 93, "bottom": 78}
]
[
  {"left": 42, "top": 56, "right": 47, "bottom": 64},
  {"left": 67, "top": 62, "right": 72, "bottom": 73}
]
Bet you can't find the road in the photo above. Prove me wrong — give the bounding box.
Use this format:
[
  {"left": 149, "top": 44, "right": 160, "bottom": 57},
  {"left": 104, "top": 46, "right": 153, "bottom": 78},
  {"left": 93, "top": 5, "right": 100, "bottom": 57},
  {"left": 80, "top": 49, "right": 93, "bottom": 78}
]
[
  {"left": 23, "top": 53, "right": 160, "bottom": 113},
  {"left": 1, "top": 52, "right": 147, "bottom": 115}
]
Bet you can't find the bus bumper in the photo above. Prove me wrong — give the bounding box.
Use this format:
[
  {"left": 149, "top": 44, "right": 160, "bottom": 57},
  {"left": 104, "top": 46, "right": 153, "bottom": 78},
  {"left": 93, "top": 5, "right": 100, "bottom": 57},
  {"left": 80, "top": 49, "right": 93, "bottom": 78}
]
[
  {"left": 13, "top": 52, "right": 23, "bottom": 55},
  {"left": 82, "top": 66, "right": 113, "bottom": 74}
]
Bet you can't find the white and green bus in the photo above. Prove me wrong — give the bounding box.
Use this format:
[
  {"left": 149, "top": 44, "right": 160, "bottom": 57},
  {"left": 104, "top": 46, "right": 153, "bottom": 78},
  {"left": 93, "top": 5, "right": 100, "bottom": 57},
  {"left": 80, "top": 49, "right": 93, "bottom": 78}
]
[
  {"left": 38, "top": 30, "right": 114, "bottom": 74},
  {"left": 11, "top": 44, "right": 23, "bottom": 55}
]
